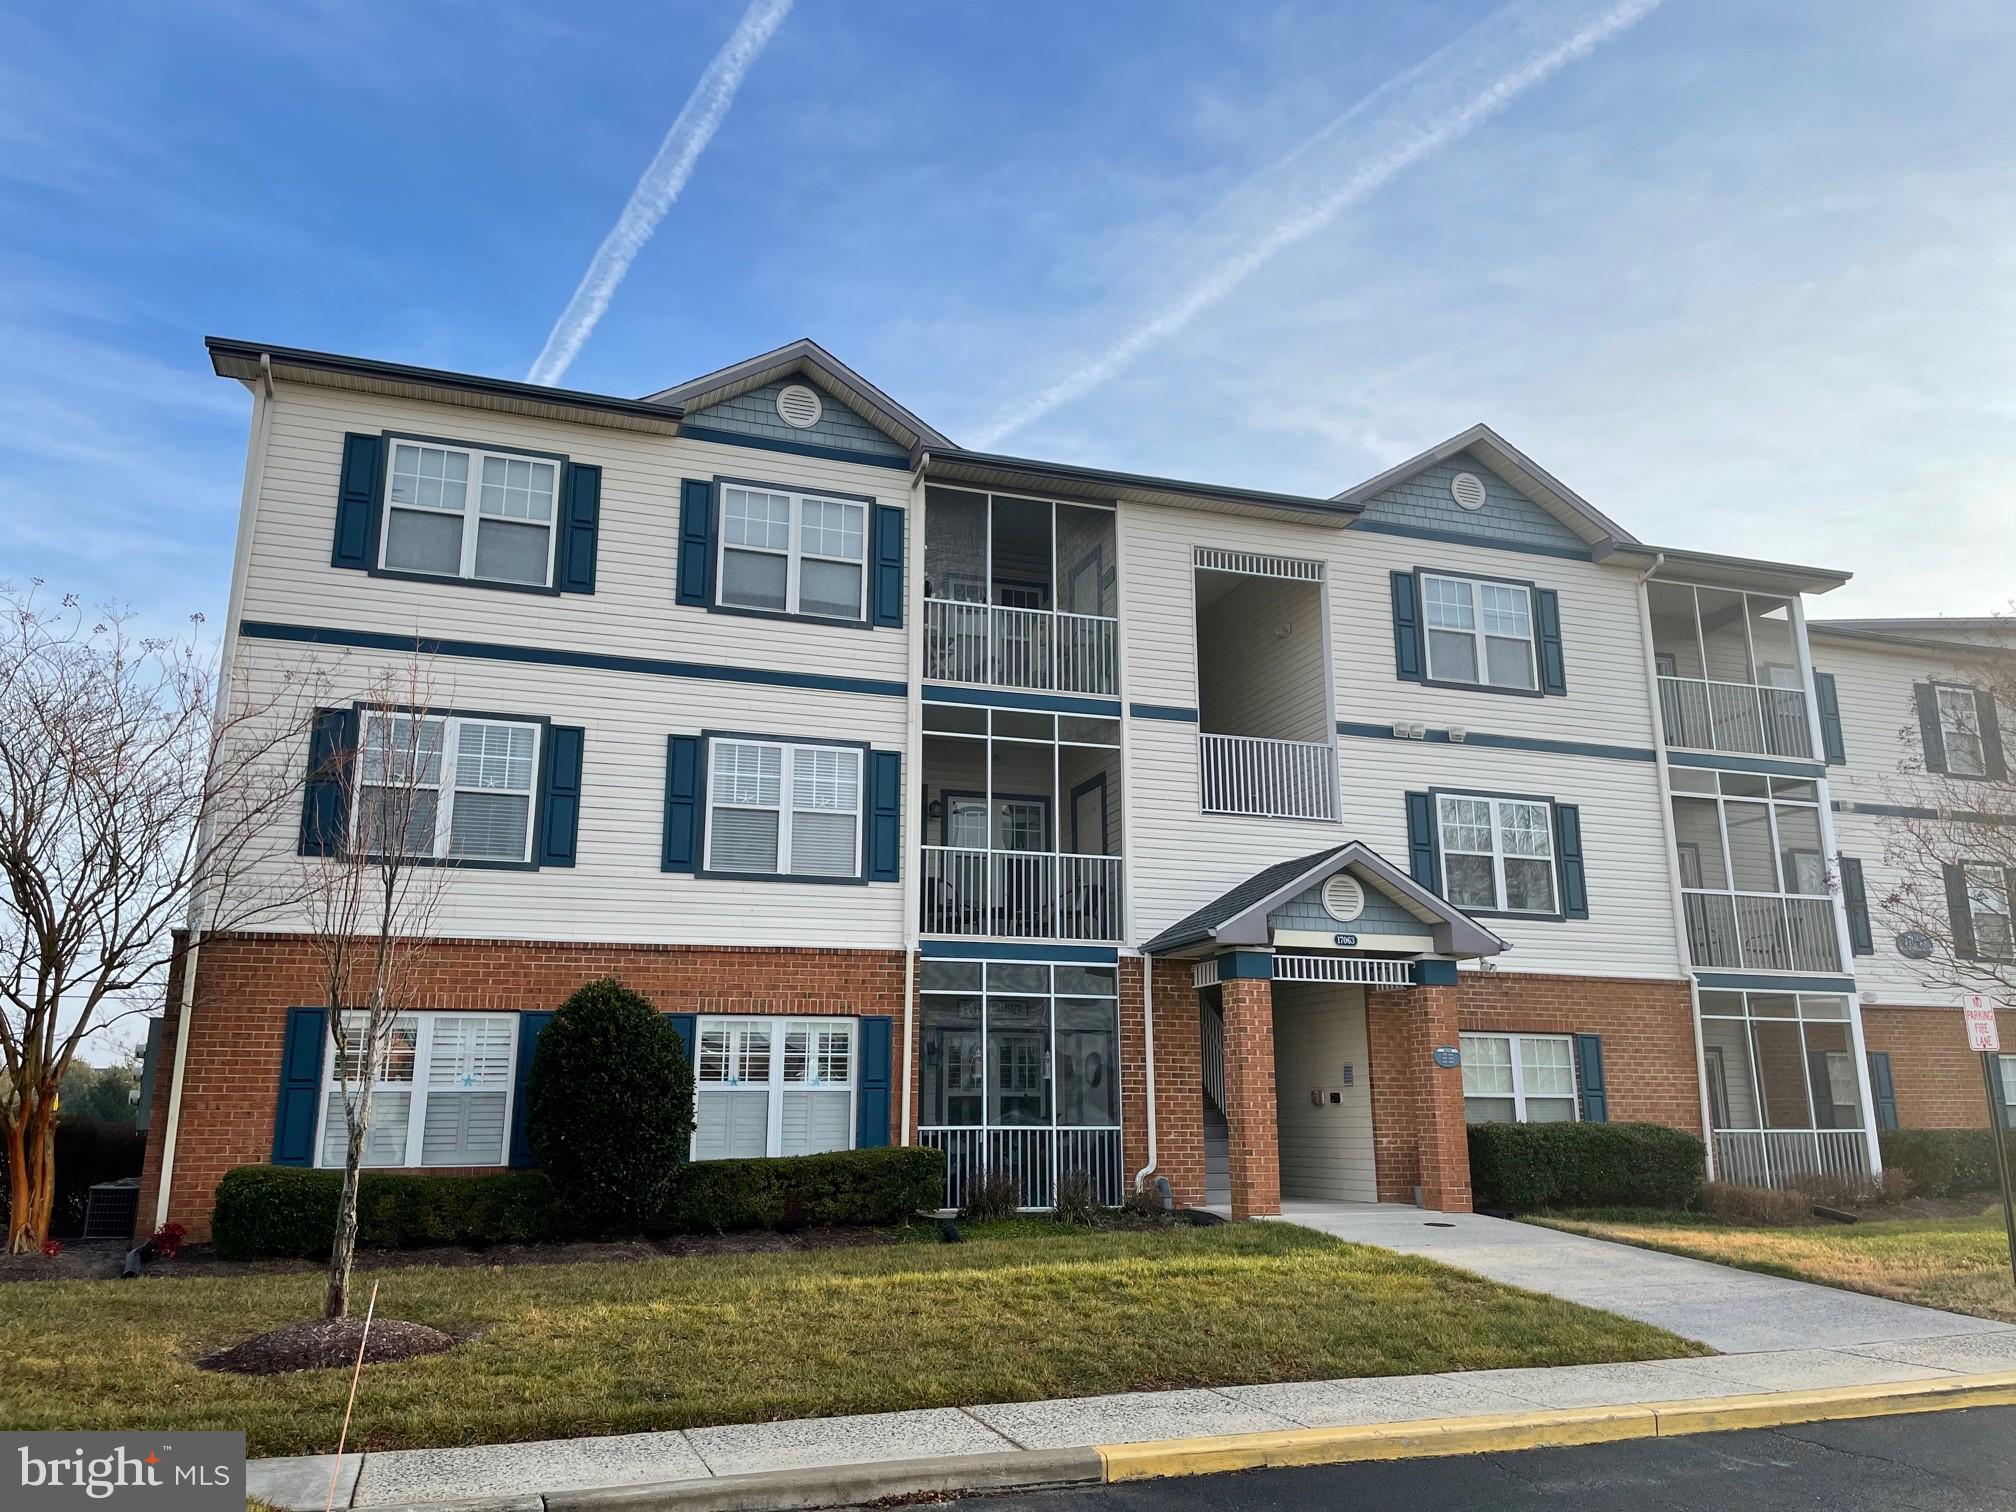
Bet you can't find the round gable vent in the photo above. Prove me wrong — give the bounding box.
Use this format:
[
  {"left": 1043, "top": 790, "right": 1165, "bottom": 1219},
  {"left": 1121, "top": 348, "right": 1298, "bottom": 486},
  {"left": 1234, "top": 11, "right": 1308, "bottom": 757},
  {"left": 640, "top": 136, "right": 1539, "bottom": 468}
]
[
  {"left": 1450, "top": 472, "right": 1488, "bottom": 511},
  {"left": 775, "top": 383, "right": 824, "bottom": 429},
  {"left": 1322, "top": 874, "right": 1365, "bottom": 923}
]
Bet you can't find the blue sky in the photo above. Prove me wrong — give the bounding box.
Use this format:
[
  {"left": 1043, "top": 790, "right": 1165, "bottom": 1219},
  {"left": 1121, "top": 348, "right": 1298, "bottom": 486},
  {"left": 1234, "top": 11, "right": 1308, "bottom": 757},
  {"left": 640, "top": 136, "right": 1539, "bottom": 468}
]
[{"left": 3, "top": 0, "right": 2012, "bottom": 632}]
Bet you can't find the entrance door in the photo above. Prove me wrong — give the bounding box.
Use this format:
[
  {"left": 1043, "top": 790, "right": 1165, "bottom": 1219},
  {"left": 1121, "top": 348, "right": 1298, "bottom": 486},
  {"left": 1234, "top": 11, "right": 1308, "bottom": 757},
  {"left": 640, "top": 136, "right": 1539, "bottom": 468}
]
[{"left": 1271, "top": 984, "right": 1377, "bottom": 1202}]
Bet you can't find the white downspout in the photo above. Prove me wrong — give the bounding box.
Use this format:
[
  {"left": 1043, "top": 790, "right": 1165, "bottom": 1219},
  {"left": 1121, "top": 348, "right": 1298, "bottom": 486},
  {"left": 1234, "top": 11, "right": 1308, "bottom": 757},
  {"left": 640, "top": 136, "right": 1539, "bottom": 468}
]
[
  {"left": 1632, "top": 552, "right": 1718, "bottom": 1180},
  {"left": 156, "top": 354, "right": 275, "bottom": 1227},
  {"left": 899, "top": 452, "right": 928, "bottom": 1146}
]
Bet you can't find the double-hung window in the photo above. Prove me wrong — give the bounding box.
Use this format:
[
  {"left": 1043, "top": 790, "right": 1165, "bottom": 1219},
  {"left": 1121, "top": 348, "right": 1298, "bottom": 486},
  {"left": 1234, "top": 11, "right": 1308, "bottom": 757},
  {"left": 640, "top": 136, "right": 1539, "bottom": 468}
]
[
  {"left": 706, "top": 739, "right": 863, "bottom": 879},
  {"left": 381, "top": 440, "right": 559, "bottom": 587},
  {"left": 1965, "top": 865, "right": 2014, "bottom": 961},
  {"left": 692, "top": 1016, "right": 856, "bottom": 1159},
  {"left": 719, "top": 485, "right": 867, "bottom": 620},
  {"left": 1438, "top": 793, "right": 1558, "bottom": 914},
  {"left": 1937, "top": 686, "right": 1988, "bottom": 777},
  {"left": 1422, "top": 573, "right": 1537, "bottom": 691},
  {"left": 354, "top": 711, "right": 541, "bottom": 864},
  {"left": 317, "top": 1011, "right": 515, "bottom": 1168},
  {"left": 1461, "top": 1033, "right": 1577, "bottom": 1123}
]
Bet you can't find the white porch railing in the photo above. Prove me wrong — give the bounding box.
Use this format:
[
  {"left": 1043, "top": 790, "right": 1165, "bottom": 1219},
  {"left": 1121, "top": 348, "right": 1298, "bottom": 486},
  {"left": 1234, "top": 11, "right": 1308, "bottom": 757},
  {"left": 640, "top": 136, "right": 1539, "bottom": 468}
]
[
  {"left": 1200, "top": 998, "right": 1225, "bottom": 1113},
  {"left": 1713, "top": 1129, "right": 1870, "bottom": 1189},
  {"left": 1199, "top": 734, "right": 1339, "bottom": 821},
  {"left": 920, "top": 847, "right": 1122, "bottom": 942},
  {"left": 1683, "top": 890, "right": 1841, "bottom": 974},
  {"left": 1658, "top": 675, "right": 1812, "bottom": 758},
  {"left": 919, "top": 1125, "right": 1125, "bottom": 1210},
  {"left": 1273, "top": 955, "right": 1414, "bottom": 987},
  {"left": 924, "top": 598, "right": 1119, "bottom": 696}
]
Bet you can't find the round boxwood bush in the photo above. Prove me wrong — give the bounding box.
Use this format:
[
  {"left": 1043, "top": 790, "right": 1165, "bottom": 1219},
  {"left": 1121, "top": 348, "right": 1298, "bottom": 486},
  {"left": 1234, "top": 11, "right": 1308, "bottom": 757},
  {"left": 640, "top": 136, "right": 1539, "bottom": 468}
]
[{"left": 526, "top": 978, "right": 694, "bottom": 1234}]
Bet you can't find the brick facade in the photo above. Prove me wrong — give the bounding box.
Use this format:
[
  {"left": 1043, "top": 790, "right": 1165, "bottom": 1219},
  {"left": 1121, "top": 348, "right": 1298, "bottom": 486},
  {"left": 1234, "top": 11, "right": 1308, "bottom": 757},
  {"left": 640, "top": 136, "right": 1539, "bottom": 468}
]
[
  {"left": 1364, "top": 984, "right": 1470, "bottom": 1210},
  {"left": 1863, "top": 1002, "right": 2016, "bottom": 1129},
  {"left": 1219, "top": 978, "right": 1281, "bottom": 1220},
  {"left": 1144, "top": 959, "right": 1204, "bottom": 1207}
]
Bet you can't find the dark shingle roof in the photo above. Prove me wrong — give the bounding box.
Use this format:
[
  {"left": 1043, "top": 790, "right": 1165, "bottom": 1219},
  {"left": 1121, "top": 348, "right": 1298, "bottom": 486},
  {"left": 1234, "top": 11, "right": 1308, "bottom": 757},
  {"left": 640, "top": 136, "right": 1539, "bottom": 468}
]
[{"left": 1142, "top": 846, "right": 1351, "bottom": 955}]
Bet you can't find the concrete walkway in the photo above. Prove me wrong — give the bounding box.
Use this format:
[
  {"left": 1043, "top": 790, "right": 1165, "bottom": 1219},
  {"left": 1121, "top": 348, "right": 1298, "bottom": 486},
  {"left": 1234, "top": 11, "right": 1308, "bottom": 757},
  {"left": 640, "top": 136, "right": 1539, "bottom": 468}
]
[{"left": 1270, "top": 1201, "right": 2016, "bottom": 1352}]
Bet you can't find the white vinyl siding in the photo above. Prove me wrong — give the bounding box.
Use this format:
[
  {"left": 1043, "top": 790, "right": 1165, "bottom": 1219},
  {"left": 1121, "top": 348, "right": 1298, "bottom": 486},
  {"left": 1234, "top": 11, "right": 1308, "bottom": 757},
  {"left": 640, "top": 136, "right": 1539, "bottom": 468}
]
[
  {"left": 719, "top": 485, "right": 867, "bottom": 621},
  {"left": 1437, "top": 793, "right": 1558, "bottom": 914},
  {"left": 355, "top": 711, "right": 540, "bottom": 864},
  {"left": 381, "top": 440, "right": 559, "bottom": 588},
  {"left": 693, "top": 1016, "right": 855, "bottom": 1160},
  {"left": 706, "top": 739, "right": 862, "bottom": 879},
  {"left": 1422, "top": 572, "right": 1537, "bottom": 691},
  {"left": 1461, "top": 1032, "right": 1577, "bottom": 1123},
  {"left": 316, "top": 1012, "right": 515, "bottom": 1169}
]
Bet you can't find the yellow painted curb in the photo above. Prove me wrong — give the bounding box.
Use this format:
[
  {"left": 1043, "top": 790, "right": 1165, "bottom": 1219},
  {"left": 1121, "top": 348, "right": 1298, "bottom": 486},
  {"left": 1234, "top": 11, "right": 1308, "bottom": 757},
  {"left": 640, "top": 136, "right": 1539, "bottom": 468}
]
[{"left": 1096, "top": 1369, "right": 2016, "bottom": 1483}]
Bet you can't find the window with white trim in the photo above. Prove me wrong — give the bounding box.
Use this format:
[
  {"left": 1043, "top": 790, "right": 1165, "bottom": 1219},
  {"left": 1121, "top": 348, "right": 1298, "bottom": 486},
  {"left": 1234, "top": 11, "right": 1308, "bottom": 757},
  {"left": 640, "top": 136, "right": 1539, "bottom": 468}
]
[
  {"left": 692, "top": 1016, "right": 855, "bottom": 1159},
  {"left": 381, "top": 440, "right": 559, "bottom": 587},
  {"left": 1965, "top": 864, "right": 2014, "bottom": 961},
  {"left": 706, "top": 738, "right": 862, "bottom": 878},
  {"left": 1422, "top": 573, "right": 1536, "bottom": 691},
  {"left": 719, "top": 485, "right": 867, "bottom": 620},
  {"left": 354, "top": 711, "right": 541, "bottom": 864},
  {"left": 1937, "top": 686, "right": 1988, "bottom": 777},
  {"left": 1461, "top": 1033, "right": 1577, "bottom": 1123},
  {"left": 1437, "top": 793, "right": 1558, "bottom": 914},
  {"left": 316, "top": 1011, "right": 516, "bottom": 1168}
]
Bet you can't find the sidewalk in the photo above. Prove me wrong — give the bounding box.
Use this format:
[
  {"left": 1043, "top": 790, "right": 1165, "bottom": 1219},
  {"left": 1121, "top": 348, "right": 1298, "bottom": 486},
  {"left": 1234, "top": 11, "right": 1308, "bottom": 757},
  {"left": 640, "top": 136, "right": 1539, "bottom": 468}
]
[{"left": 250, "top": 1328, "right": 2016, "bottom": 1512}]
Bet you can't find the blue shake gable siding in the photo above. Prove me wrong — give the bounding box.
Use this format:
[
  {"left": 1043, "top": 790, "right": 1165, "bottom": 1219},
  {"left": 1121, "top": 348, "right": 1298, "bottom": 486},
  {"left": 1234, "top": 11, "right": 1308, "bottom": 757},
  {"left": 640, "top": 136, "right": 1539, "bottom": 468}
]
[
  {"left": 682, "top": 379, "right": 908, "bottom": 461},
  {"left": 1357, "top": 452, "right": 1587, "bottom": 555}
]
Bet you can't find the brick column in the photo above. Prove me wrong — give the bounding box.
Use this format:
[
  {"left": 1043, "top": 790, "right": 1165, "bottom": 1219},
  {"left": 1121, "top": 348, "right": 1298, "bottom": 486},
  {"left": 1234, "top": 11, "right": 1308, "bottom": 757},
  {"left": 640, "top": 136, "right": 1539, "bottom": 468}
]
[
  {"left": 1407, "top": 985, "right": 1471, "bottom": 1213},
  {"left": 1220, "top": 976, "right": 1281, "bottom": 1220}
]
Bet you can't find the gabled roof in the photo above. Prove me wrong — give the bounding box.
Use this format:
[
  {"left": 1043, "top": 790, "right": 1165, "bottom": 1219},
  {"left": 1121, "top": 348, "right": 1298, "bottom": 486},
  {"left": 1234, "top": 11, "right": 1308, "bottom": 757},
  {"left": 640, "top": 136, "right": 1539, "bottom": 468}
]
[
  {"left": 1331, "top": 423, "right": 1638, "bottom": 549},
  {"left": 921, "top": 447, "right": 1362, "bottom": 527},
  {"left": 1141, "top": 841, "right": 1509, "bottom": 959},
  {"left": 644, "top": 338, "right": 953, "bottom": 451}
]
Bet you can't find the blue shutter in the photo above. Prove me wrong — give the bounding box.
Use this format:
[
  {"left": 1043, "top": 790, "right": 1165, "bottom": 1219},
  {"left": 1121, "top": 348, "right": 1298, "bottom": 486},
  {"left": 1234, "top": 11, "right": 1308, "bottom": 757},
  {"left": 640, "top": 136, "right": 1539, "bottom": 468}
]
[
  {"left": 1915, "top": 684, "right": 1948, "bottom": 773},
  {"left": 509, "top": 1011, "right": 555, "bottom": 1167},
  {"left": 662, "top": 734, "right": 703, "bottom": 872},
  {"left": 298, "top": 707, "right": 356, "bottom": 857},
  {"left": 1390, "top": 571, "right": 1425, "bottom": 682},
  {"left": 1840, "top": 856, "right": 1873, "bottom": 955},
  {"left": 557, "top": 463, "right": 601, "bottom": 594},
  {"left": 866, "top": 750, "right": 901, "bottom": 882},
  {"left": 667, "top": 1013, "right": 697, "bottom": 1067},
  {"left": 870, "top": 503, "right": 905, "bottom": 628},
  {"left": 1575, "top": 1033, "right": 1607, "bottom": 1123},
  {"left": 856, "top": 1015, "right": 892, "bottom": 1149},
  {"left": 1553, "top": 803, "right": 1588, "bottom": 919},
  {"left": 1979, "top": 693, "right": 2007, "bottom": 781},
  {"left": 677, "top": 480, "right": 717, "bottom": 606},
  {"left": 535, "top": 725, "right": 585, "bottom": 868},
  {"left": 270, "top": 1006, "right": 328, "bottom": 1165},
  {"left": 1534, "top": 589, "right": 1567, "bottom": 696},
  {"left": 1814, "top": 672, "right": 1846, "bottom": 765},
  {"left": 1945, "top": 863, "right": 1976, "bottom": 958},
  {"left": 331, "top": 433, "right": 385, "bottom": 570},
  {"left": 1405, "top": 792, "right": 1441, "bottom": 892},
  {"left": 1866, "top": 1051, "right": 1898, "bottom": 1132}
]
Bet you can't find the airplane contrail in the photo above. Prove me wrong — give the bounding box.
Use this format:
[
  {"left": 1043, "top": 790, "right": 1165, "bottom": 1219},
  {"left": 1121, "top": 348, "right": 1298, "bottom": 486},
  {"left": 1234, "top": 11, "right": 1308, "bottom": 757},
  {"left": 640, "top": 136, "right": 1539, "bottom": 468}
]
[
  {"left": 969, "top": 0, "right": 1665, "bottom": 448},
  {"left": 528, "top": 0, "right": 794, "bottom": 386}
]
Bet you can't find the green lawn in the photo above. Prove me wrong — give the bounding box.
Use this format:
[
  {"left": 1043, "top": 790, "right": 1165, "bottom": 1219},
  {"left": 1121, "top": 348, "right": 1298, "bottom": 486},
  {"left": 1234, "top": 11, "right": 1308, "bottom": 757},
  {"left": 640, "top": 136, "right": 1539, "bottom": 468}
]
[
  {"left": 2, "top": 1221, "right": 1701, "bottom": 1457},
  {"left": 1536, "top": 1208, "right": 2016, "bottom": 1323}
]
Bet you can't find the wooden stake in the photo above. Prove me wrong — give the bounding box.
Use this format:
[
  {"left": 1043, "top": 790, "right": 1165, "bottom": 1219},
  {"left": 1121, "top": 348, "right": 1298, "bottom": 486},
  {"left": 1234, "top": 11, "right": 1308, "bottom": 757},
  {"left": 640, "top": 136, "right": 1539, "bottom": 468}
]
[{"left": 323, "top": 1279, "right": 379, "bottom": 1512}]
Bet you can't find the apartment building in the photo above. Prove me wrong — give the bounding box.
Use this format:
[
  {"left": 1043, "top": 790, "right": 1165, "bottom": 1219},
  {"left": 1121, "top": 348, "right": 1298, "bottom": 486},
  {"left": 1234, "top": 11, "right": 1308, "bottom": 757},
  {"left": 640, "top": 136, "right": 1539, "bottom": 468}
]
[{"left": 135, "top": 337, "right": 2009, "bottom": 1235}]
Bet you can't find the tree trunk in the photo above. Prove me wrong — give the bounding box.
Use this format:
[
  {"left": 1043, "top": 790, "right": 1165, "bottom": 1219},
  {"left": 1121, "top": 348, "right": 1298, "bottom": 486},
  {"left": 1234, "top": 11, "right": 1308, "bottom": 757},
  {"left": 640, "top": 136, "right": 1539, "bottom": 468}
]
[
  {"left": 324, "top": 1159, "right": 360, "bottom": 1319},
  {"left": 4, "top": 1092, "right": 58, "bottom": 1255}
]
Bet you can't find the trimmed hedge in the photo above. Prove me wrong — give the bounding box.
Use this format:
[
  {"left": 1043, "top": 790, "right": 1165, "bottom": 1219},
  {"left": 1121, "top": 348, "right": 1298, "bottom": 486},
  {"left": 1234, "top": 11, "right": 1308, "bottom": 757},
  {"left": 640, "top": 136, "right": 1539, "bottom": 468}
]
[
  {"left": 1467, "top": 1120, "right": 1705, "bottom": 1212},
  {"left": 211, "top": 1166, "right": 556, "bottom": 1260},
  {"left": 1879, "top": 1127, "right": 2016, "bottom": 1199},
  {"left": 667, "top": 1146, "right": 944, "bottom": 1233}
]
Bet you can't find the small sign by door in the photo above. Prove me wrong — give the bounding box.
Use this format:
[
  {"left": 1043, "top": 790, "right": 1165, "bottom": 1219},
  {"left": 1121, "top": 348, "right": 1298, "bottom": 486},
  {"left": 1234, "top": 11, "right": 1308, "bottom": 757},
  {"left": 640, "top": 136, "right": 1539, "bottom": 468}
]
[{"left": 1965, "top": 995, "right": 2001, "bottom": 1053}]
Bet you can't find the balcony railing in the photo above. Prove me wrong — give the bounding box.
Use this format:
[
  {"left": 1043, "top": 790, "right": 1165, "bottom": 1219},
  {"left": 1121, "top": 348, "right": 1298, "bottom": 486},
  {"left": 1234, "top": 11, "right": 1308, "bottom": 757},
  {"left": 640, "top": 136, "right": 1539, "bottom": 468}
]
[
  {"left": 1657, "top": 675, "right": 1812, "bottom": 758},
  {"left": 1683, "top": 890, "right": 1841, "bottom": 974},
  {"left": 924, "top": 599, "right": 1119, "bottom": 696},
  {"left": 1199, "top": 734, "right": 1338, "bottom": 820},
  {"left": 1713, "top": 1129, "right": 1869, "bottom": 1189},
  {"left": 919, "top": 1125, "right": 1125, "bottom": 1210},
  {"left": 920, "top": 846, "right": 1122, "bottom": 942}
]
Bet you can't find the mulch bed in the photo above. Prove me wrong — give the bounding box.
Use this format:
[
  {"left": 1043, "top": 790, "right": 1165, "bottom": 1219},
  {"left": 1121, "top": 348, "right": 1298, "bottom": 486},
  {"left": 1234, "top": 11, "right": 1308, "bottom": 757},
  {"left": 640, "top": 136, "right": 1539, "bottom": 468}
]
[{"left": 197, "top": 1318, "right": 456, "bottom": 1376}]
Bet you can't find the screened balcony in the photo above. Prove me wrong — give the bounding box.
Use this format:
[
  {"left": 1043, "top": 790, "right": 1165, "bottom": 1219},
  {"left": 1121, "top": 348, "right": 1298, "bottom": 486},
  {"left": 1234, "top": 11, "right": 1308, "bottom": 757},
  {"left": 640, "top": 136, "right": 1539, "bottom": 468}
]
[
  {"left": 923, "top": 487, "right": 1118, "bottom": 696},
  {"left": 1648, "top": 581, "right": 1812, "bottom": 758},
  {"left": 1701, "top": 989, "right": 1871, "bottom": 1187},
  {"left": 1671, "top": 767, "right": 1842, "bottom": 975}
]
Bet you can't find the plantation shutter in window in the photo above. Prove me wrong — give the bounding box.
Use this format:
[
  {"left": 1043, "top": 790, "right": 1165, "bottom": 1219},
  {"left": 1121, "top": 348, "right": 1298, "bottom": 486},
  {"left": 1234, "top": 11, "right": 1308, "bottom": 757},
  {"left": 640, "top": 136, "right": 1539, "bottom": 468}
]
[
  {"left": 422, "top": 1016, "right": 514, "bottom": 1166},
  {"left": 1534, "top": 588, "right": 1567, "bottom": 696},
  {"left": 556, "top": 462, "right": 602, "bottom": 594},
  {"left": 1945, "top": 863, "right": 1976, "bottom": 958},
  {"left": 1980, "top": 694, "right": 2007, "bottom": 780},
  {"left": 1866, "top": 1051, "right": 1898, "bottom": 1131},
  {"left": 1814, "top": 672, "right": 1846, "bottom": 765},
  {"left": 867, "top": 750, "right": 902, "bottom": 883},
  {"left": 509, "top": 1011, "right": 554, "bottom": 1168},
  {"left": 1389, "top": 571, "right": 1425, "bottom": 682},
  {"left": 788, "top": 748, "right": 859, "bottom": 877},
  {"left": 870, "top": 503, "right": 905, "bottom": 628},
  {"left": 1404, "top": 792, "right": 1441, "bottom": 893},
  {"left": 270, "top": 1006, "right": 328, "bottom": 1165},
  {"left": 331, "top": 432, "right": 386, "bottom": 570},
  {"left": 661, "top": 735, "right": 703, "bottom": 872},
  {"left": 1840, "top": 856, "right": 1873, "bottom": 955},
  {"left": 1574, "top": 1033, "right": 1607, "bottom": 1122},
  {"left": 677, "top": 479, "right": 717, "bottom": 606},
  {"left": 1915, "top": 684, "right": 1948, "bottom": 773},
  {"left": 298, "top": 708, "right": 357, "bottom": 857},
  {"left": 535, "top": 725, "right": 585, "bottom": 868},
  {"left": 856, "top": 1015, "right": 892, "bottom": 1149},
  {"left": 1552, "top": 804, "right": 1588, "bottom": 919}
]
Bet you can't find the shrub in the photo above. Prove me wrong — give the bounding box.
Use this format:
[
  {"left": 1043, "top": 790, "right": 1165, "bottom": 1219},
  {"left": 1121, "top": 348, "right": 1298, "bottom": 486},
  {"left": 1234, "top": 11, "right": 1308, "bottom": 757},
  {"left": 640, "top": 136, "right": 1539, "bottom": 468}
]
[
  {"left": 211, "top": 1166, "right": 555, "bottom": 1259},
  {"left": 1699, "top": 1180, "right": 1813, "bottom": 1225},
  {"left": 527, "top": 978, "right": 694, "bottom": 1235},
  {"left": 0, "top": 1114, "right": 146, "bottom": 1238},
  {"left": 1879, "top": 1127, "right": 2016, "bottom": 1198},
  {"left": 960, "top": 1168, "right": 1023, "bottom": 1222},
  {"left": 1467, "top": 1121, "right": 1705, "bottom": 1212},
  {"left": 1786, "top": 1168, "right": 1909, "bottom": 1209},
  {"left": 668, "top": 1146, "right": 943, "bottom": 1233}
]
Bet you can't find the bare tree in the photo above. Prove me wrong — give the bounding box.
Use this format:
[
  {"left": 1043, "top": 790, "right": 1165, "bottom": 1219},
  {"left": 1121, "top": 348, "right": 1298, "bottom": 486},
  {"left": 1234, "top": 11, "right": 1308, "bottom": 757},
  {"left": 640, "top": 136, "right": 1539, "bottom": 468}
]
[
  {"left": 298, "top": 657, "right": 452, "bottom": 1319},
  {"left": 1876, "top": 622, "right": 2016, "bottom": 1001},
  {"left": 0, "top": 586, "right": 314, "bottom": 1253}
]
